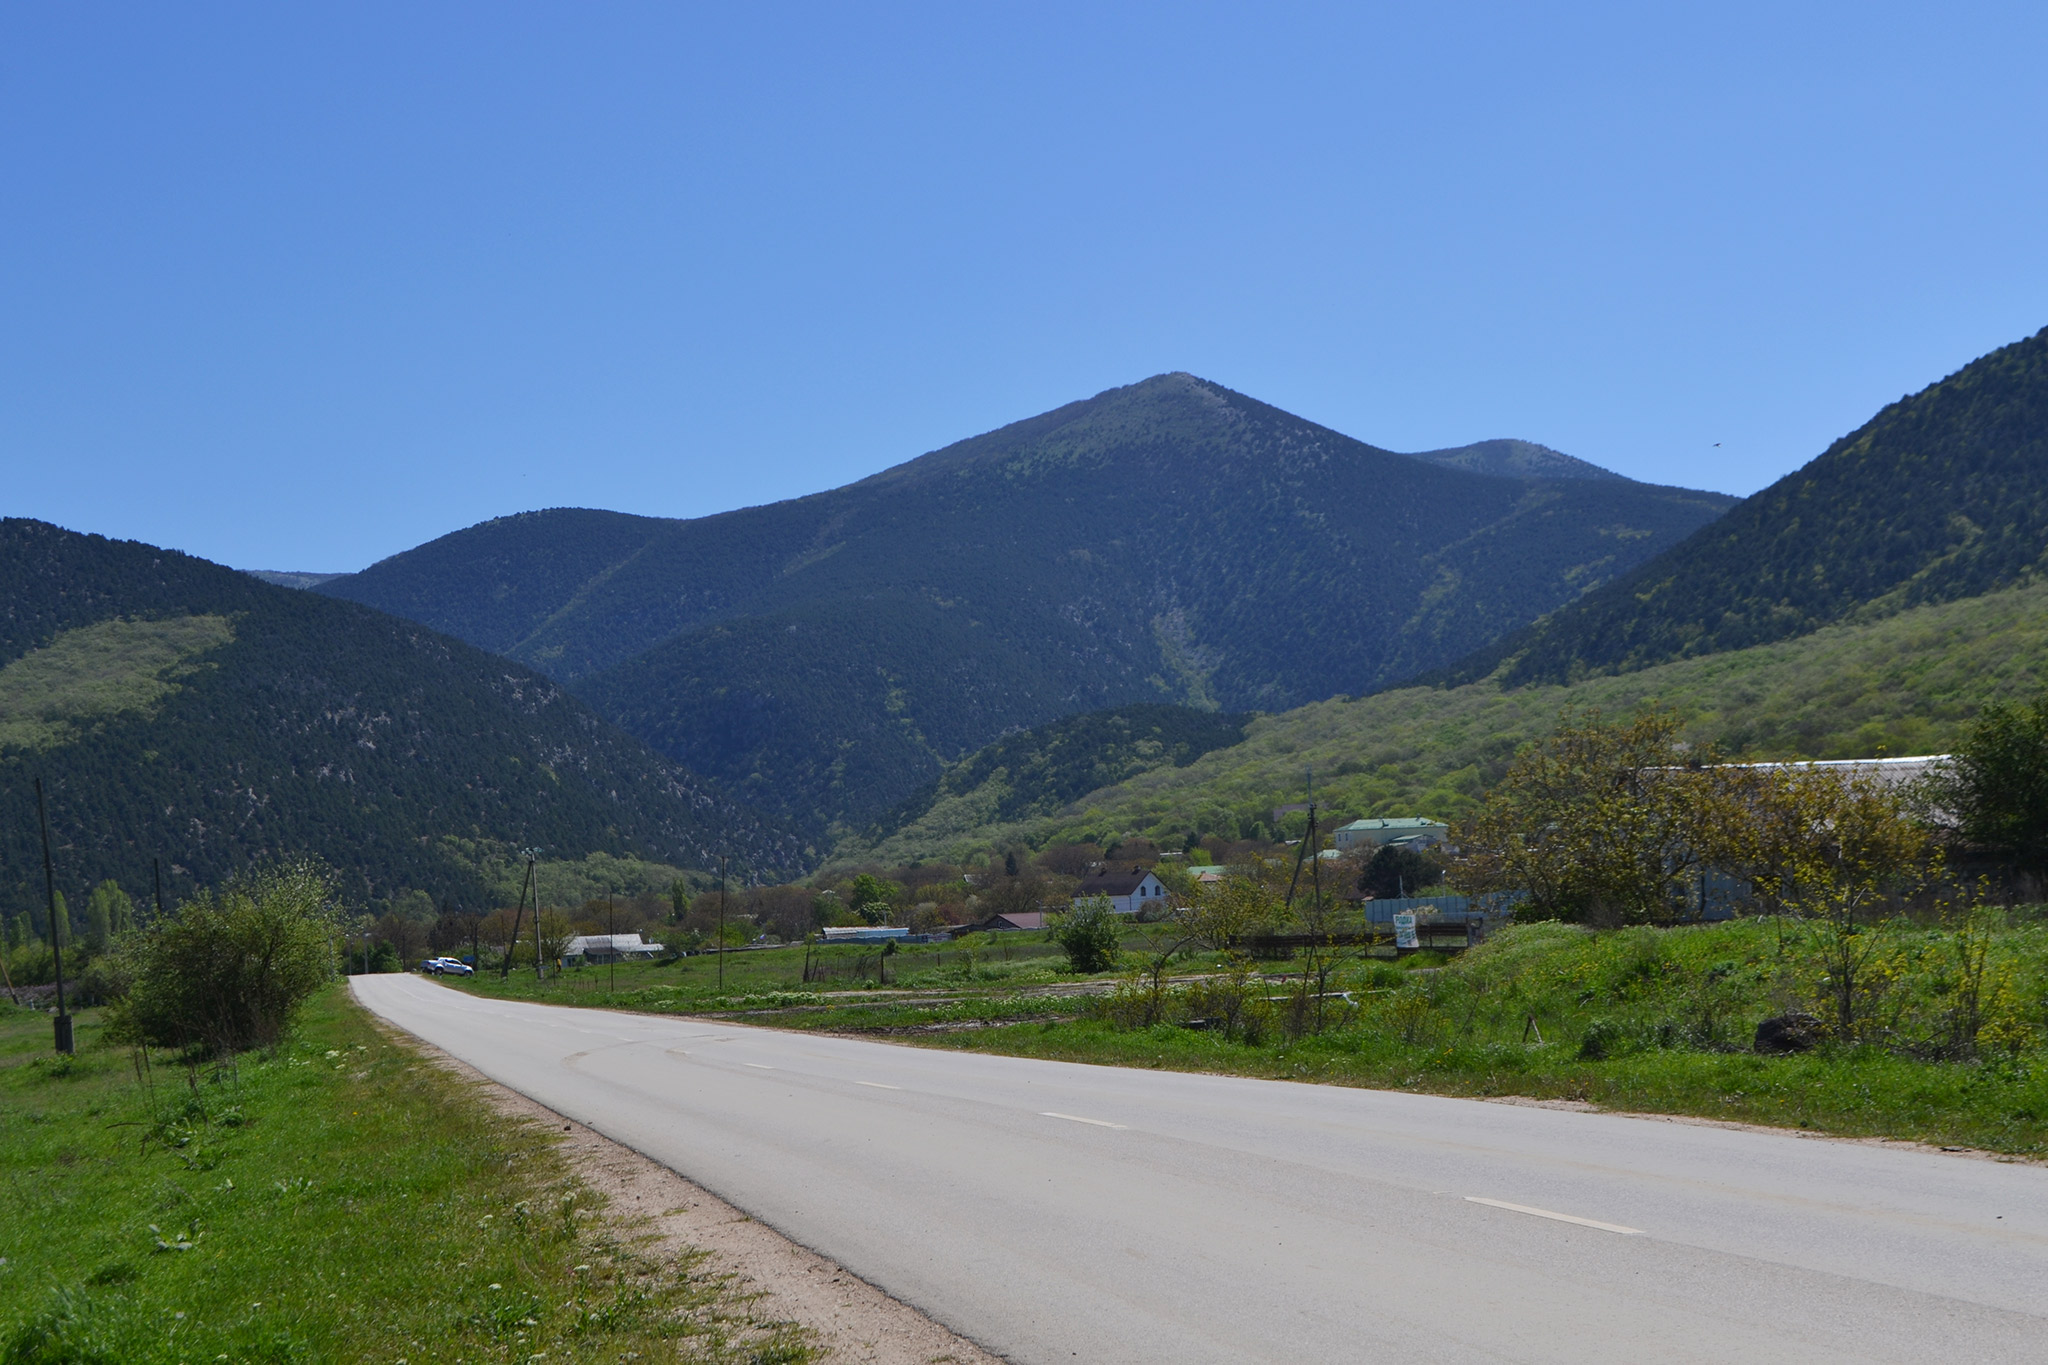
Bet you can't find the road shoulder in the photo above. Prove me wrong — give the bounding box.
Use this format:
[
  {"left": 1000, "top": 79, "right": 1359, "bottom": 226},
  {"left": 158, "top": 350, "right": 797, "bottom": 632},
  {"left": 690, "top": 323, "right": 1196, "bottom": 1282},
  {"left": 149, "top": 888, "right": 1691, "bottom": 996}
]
[{"left": 389, "top": 1026, "right": 1006, "bottom": 1365}]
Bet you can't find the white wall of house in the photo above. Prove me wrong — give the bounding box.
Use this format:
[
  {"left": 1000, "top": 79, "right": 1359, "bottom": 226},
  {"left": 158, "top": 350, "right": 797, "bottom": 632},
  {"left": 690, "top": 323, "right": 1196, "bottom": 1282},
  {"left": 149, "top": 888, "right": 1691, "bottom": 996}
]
[{"left": 1074, "top": 871, "right": 1168, "bottom": 915}]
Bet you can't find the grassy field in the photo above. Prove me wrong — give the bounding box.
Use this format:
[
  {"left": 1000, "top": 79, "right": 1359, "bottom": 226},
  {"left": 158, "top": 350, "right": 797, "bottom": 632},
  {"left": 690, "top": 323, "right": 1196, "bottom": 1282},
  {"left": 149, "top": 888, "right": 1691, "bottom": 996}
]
[
  {"left": 451, "top": 931, "right": 1167, "bottom": 1015},
  {"left": 842, "top": 577, "right": 2048, "bottom": 866},
  {"left": 444, "top": 916, "right": 2048, "bottom": 1157},
  {"left": 0, "top": 989, "right": 813, "bottom": 1365}
]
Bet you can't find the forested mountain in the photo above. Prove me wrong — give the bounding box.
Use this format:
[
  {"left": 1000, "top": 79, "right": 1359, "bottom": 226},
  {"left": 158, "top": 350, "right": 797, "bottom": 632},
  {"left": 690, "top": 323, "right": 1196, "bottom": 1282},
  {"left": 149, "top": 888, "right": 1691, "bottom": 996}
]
[
  {"left": 323, "top": 374, "right": 1734, "bottom": 834},
  {"left": 1446, "top": 326, "right": 2048, "bottom": 686},
  {"left": 853, "top": 702, "right": 1252, "bottom": 863},
  {"left": 0, "top": 520, "right": 798, "bottom": 930},
  {"left": 847, "top": 576, "right": 2048, "bottom": 869}
]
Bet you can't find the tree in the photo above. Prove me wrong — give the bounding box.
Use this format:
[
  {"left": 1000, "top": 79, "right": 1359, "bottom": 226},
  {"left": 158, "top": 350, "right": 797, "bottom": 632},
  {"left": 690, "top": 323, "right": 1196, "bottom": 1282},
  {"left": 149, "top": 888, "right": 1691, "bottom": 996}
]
[
  {"left": 534, "top": 909, "right": 577, "bottom": 970},
  {"left": 377, "top": 912, "right": 431, "bottom": 967},
  {"left": 1174, "top": 857, "right": 1284, "bottom": 949},
  {"left": 974, "top": 870, "right": 1061, "bottom": 921},
  {"left": 746, "top": 884, "right": 821, "bottom": 941},
  {"left": 845, "top": 873, "right": 900, "bottom": 926},
  {"left": 1453, "top": 709, "right": 1731, "bottom": 925},
  {"left": 1716, "top": 766, "right": 1931, "bottom": 914},
  {"left": 1122, "top": 863, "right": 1203, "bottom": 1023},
  {"left": 478, "top": 907, "right": 522, "bottom": 966},
  {"left": 1034, "top": 843, "right": 1103, "bottom": 878},
  {"left": 1730, "top": 766, "right": 1933, "bottom": 1039},
  {"left": 1358, "top": 844, "right": 1444, "bottom": 900},
  {"left": 112, "top": 860, "right": 341, "bottom": 1055},
  {"left": 1050, "top": 896, "right": 1122, "bottom": 973},
  {"left": 386, "top": 888, "right": 437, "bottom": 923},
  {"left": 1927, "top": 690, "right": 2048, "bottom": 870},
  {"left": 431, "top": 907, "right": 483, "bottom": 959},
  {"left": 84, "top": 880, "right": 134, "bottom": 955}
]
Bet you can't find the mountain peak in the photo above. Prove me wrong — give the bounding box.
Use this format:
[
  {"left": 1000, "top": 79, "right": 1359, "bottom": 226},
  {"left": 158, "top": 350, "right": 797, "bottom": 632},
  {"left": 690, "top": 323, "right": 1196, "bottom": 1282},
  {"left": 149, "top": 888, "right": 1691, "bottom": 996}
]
[{"left": 321, "top": 374, "right": 1734, "bottom": 839}]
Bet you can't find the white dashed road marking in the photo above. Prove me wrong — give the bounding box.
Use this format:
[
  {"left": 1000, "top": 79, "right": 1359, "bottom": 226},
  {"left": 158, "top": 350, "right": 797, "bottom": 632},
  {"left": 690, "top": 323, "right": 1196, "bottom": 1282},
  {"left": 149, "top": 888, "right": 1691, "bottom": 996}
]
[{"left": 1466, "top": 1197, "right": 1643, "bottom": 1235}]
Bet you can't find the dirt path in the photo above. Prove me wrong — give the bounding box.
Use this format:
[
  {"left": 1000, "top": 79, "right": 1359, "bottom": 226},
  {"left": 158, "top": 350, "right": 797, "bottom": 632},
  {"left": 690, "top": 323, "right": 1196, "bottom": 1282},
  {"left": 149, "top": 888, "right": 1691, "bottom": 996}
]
[{"left": 397, "top": 1030, "right": 1006, "bottom": 1365}]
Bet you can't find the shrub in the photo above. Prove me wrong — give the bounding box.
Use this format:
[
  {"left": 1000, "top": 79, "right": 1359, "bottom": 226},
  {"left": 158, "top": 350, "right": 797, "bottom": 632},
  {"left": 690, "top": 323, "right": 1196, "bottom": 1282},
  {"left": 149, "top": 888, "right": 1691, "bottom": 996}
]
[
  {"left": 1050, "top": 897, "right": 1123, "bottom": 973},
  {"left": 110, "top": 860, "right": 341, "bottom": 1055},
  {"left": 1577, "top": 1018, "right": 1632, "bottom": 1060}
]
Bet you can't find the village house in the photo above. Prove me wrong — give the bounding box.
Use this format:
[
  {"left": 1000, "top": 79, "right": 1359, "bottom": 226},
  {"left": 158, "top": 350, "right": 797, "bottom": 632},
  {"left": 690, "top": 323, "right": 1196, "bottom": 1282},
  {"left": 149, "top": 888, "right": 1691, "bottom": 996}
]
[
  {"left": 561, "top": 932, "right": 665, "bottom": 964},
  {"left": 959, "top": 910, "right": 1047, "bottom": 933},
  {"left": 1329, "top": 817, "right": 1449, "bottom": 853},
  {"left": 1072, "top": 864, "right": 1168, "bottom": 914}
]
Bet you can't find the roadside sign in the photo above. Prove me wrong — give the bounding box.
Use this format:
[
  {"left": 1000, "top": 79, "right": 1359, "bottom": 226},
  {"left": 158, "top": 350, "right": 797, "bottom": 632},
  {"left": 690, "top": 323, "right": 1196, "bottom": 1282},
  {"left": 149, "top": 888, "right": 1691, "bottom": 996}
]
[{"left": 1393, "top": 912, "right": 1418, "bottom": 950}]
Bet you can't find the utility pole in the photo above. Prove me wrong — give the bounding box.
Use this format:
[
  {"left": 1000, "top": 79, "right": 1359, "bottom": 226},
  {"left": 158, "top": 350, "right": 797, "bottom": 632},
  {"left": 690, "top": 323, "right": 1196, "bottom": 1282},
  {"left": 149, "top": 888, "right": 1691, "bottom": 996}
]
[
  {"left": 607, "top": 893, "right": 616, "bottom": 995},
  {"left": 1280, "top": 766, "right": 1333, "bottom": 1031},
  {"left": 36, "top": 778, "right": 72, "bottom": 1055},
  {"left": 502, "top": 850, "right": 536, "bottom": 981},
  {"left": 1283, "top": 767, "right": 1318, "bottom": 916},
  {"left": 717, "top": 855, "right": 728, "bottom": 991},
  {"left": 533, "top": 873, "right": 547, "bottom": 983}
]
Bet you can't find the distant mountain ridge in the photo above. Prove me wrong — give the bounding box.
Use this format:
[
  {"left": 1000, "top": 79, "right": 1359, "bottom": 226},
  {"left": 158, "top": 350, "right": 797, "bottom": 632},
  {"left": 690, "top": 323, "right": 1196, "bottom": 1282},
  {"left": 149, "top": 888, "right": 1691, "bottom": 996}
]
[
  {"left": 1438, "top": 325, "right": 2048, "bottom": 686},
  {"left": 245, "top": 569, "right": 345, "bottom": 589},
  {"left": 0, "top": 519, "right": 798, "bottom": 922},
  {"left": 1401, "top": 438, "right": 1625, "bottom": 481},
  {"left": 322, "top": 373, "right": 1735, "bottom": 835}
]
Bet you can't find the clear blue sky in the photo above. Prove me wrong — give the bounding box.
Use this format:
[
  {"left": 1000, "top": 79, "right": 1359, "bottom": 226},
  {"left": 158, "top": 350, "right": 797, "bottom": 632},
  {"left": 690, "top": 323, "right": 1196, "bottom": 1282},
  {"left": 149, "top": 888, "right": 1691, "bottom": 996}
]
[{"left": 6, "top": 2, "right": 2045, "bottom": 572}]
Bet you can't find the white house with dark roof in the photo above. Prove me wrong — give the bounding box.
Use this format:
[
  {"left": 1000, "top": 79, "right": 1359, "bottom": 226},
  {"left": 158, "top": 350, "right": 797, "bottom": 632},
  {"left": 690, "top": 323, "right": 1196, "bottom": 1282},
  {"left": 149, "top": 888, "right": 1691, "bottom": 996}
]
[{"left": 1073, "top": 864, "right": 1168, "bottom": 915}]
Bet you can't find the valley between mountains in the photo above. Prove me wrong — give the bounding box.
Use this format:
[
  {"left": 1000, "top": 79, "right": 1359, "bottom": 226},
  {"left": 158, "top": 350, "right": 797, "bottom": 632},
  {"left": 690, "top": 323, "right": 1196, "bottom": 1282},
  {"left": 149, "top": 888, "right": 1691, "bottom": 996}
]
[{"left": 7, "top": 326, "right": 2048, "bottom": 914}]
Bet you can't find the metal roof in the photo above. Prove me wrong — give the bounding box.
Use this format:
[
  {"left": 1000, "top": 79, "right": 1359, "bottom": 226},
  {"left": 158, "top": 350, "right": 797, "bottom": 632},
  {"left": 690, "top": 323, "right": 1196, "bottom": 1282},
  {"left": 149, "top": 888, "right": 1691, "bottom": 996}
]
[
  {"left": 1713, "top": 755, "right": 1948, "bottom": 788},
  {"left": 1334, "top": 817, "right": 1447, "bottom": 832}
]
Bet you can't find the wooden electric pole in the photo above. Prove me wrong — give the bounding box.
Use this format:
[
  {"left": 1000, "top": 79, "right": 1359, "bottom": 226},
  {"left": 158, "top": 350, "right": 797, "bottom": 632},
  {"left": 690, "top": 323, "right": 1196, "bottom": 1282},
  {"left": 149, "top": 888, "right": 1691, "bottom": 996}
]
[
  {"left": 501, "top": 851, "right": 536, "bottom": 980},
  {"left": 36, "top": 778, "right": 72, "bottom": 1054}
]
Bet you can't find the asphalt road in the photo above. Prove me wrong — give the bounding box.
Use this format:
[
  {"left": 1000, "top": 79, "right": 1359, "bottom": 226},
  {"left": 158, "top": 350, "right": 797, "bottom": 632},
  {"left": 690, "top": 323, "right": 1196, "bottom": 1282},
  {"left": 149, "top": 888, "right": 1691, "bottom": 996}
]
[{"left": 353, "top": 975, "right": 2048, "bottom": 1363}]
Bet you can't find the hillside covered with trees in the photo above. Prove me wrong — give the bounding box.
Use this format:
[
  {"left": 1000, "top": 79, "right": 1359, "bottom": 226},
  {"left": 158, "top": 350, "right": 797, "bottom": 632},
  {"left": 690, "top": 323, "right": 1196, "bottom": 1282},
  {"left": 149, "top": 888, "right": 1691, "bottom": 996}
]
[
  {"left": 1449, "top": 326, "right": 2048, "bottom": 685},
  {"left": 0, "top": 520, "right": 799, "bottom": 934},
  {"left": 842, "top": 576, "right": 2048, "bottom": 868},
  {"left": 323, "top": 374, "right": 1733, "bottom": 834},
  {"left": 850, "top": 702, "right": 1252, "bottom": 864}
]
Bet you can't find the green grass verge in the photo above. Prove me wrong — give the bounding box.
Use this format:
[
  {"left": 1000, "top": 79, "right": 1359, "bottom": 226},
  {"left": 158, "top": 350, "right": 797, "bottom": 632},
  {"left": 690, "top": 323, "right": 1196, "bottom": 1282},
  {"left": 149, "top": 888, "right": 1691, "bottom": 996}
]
[
  {"left": 920, "top": 1020, "right": 2047, "bottom": 1153},
  {"left": 0, "top": 988, "right": 814, "bottom": 1365}
]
